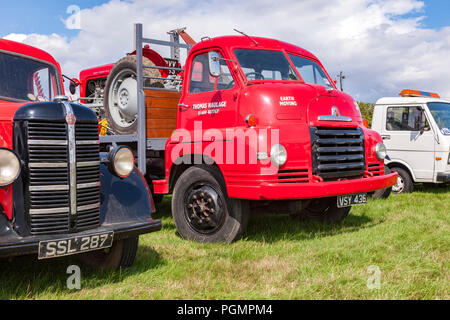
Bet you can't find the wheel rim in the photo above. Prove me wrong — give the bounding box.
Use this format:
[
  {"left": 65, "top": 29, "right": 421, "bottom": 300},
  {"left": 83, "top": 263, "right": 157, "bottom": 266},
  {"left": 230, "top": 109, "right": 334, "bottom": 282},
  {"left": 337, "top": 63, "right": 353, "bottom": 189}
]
[
  {"left": 108, "top": 69, "right": 138, "bottom": 128},
  {"left": 392, "top": 175, "right": 404, "bottom": 193},
  {"left": 184, "top": 184, "right": 225, "bottom": 234}
]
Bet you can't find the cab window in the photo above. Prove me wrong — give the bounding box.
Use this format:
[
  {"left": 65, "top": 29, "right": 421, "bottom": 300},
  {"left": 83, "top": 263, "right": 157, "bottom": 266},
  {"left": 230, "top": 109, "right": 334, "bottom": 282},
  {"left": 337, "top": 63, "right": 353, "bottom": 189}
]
[
  {"left": 386, "top": 106, "right": 429, "bottom": 131},
  {"left": 189, "top": 53, "right": 215, "bottom": 94},
  {"left": 189, "top": 51, "right": 235, "bottom": 94},
  {"left": 0, "top": 52, "right": 60, "bottom": 102},
  {"left": 288, "top": 54, "right": 332, "bottom": 87}
]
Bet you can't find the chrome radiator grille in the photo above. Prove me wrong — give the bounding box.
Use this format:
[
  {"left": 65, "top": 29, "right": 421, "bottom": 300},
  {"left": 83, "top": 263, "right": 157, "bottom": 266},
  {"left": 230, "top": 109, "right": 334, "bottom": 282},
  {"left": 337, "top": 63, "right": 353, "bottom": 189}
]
[
  {"left": 310, "top": 127, "right": 365, "bottom": 181},
  {"left": 26, "top": 120, "right": 100, "bottom": 235}
]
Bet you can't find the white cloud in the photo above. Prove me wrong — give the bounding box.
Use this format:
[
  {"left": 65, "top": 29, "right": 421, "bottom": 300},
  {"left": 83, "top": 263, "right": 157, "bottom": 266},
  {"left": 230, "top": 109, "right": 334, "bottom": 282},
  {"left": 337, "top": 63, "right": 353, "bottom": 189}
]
[{"left": 3, "top": 0, "right": 450, "bottom": 101}]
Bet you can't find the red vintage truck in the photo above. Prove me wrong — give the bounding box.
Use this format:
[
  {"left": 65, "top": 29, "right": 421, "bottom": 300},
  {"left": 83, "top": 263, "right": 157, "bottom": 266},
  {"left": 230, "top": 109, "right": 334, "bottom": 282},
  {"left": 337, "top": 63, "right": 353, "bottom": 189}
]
[
  {"left": 73, "top": 24, "right": 397, "bottom": 243},
  {"left": 0, "top": 38, "right": 161, "bottom": 269}
]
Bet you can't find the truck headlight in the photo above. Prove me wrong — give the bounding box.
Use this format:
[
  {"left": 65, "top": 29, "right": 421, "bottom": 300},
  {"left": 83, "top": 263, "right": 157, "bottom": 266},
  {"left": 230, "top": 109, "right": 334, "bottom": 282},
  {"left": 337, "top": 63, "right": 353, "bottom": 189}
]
[
  {"left": 375, "top": 143, "right": 387, "bottom": 161},
  {"left": 270, "top": 144, "right": 287, "bottom": 166},
  {"left": 0, "top": 148, "right": 21, "bottom": 187},
  {"left": 108, "top": 146, "right": 135, "bottom": 178}
]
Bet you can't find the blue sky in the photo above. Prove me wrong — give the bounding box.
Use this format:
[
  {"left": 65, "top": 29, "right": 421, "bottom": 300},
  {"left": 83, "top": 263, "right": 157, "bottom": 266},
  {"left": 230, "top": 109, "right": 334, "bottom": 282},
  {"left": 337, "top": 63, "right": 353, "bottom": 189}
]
[
  {"left": 1, "top": 0, "right": 449, "bottom": 38},
  {"left": 0, "top": 0, "right": 110, "bottom": 37}
]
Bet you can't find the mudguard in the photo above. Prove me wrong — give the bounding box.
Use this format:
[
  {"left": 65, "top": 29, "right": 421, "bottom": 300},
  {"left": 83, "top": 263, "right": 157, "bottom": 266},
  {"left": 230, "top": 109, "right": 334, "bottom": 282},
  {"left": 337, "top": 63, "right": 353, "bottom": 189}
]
[{"left": 100, "top": 157, "right": 156, "bottom": 224}]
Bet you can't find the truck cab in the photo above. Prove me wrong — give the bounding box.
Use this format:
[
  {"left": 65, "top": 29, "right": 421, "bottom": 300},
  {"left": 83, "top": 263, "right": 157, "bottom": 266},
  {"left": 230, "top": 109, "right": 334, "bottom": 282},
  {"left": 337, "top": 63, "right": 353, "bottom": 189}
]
[
  {"left": 0, "top": 39, "right": 161, "bottom": 268},
  {"left": 75, "top": 25, "right": 397, "bottom": 243},
  {"left": 372, "top": 90, "right": 450, "bottom": 193}
]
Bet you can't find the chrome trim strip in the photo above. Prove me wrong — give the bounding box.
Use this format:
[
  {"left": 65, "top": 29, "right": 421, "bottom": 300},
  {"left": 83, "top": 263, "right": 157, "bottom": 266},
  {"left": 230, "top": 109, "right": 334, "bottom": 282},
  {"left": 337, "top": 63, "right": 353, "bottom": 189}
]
[
  {"left": 29, "top": 185, "right": 69, "bottom": 191},
  {"left": 29, "top": 207, "right": 70, "bottom": 215},
  {"left": 77, "top": 182, "right": 100, "bottom": 189},
  {"left": 76, "top": 140, "right": 100, "bottom": 145},
  {"left": 77, "top": 161, "right": 101, "bottom": 168},
  {"left": 77, "top": 203, "right": 100, "bottom": 212},
  {"left": 318, "top": 115, "right": 353, "bottom": 122},
  {"left": 28, "top": 140, "right": 68, "bottom": 145},
  {"left": 62, "top": 101, "right": 77, "bottom": 216},
  {"left": 29, "top": 162, "right": 68, "bottom": 168}
]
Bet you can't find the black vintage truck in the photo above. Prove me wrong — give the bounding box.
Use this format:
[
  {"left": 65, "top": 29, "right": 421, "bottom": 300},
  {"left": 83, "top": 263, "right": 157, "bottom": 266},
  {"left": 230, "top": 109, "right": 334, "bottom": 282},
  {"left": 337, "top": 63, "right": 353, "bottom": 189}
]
[{"left": 0, "top": 39, "right": 161, "bottom": 269}]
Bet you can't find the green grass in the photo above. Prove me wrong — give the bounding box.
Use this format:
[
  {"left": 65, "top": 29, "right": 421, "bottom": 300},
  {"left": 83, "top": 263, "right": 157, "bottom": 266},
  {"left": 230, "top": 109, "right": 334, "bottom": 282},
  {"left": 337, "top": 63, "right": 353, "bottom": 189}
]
[{"left": 1, "top": 185, "right": 448, "bottom": 300}]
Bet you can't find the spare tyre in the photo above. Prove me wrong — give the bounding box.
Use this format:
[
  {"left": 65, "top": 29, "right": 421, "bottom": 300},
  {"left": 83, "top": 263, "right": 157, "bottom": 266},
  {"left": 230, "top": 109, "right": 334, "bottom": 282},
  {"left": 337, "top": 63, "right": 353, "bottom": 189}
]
[{"left": 104, "top": 55, "right": 163, "bottom": 135}]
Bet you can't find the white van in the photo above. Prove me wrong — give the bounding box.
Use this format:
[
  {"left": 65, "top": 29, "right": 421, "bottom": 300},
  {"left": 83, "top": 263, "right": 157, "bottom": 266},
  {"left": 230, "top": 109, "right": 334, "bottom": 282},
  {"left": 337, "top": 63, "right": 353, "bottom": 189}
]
[{"left": 372, "top": 90, "right": 450, "bottom": 194}]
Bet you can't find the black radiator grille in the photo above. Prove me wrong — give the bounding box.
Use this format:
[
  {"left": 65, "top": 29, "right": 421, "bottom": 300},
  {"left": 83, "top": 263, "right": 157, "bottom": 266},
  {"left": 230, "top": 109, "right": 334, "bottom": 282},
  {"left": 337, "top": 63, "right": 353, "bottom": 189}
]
[
  {"left": 310, "top": 127, "right": 365, "bottom": 181},
  {"left": 25, "top": 120, "right": 100, "bottom": 235}
]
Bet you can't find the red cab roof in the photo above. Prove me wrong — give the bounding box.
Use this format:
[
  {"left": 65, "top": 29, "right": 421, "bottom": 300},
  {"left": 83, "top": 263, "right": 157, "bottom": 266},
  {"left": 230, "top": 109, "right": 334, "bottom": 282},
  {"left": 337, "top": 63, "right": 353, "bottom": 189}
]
[
  {"left": 0, "top": 38, "right": 60, "bottom": 68},
  {"left": 191, "top": 35, "right": 320, "bottom": 61}
]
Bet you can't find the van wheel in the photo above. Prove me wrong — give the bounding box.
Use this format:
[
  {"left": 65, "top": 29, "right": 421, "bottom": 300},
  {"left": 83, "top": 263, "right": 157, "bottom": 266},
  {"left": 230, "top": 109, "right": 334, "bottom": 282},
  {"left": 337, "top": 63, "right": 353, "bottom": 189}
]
[
  {"left": 372, "top": 167, "right": 393, "bottom": 199},
  {"left": 79, "top": 237, "right": 139, "bottom": 270},
  {"left": 299, "top": 197, "right": 351, "bottom": 223},
  {"left": 391, "top": 167, "right": 414, "bottom": 194},
  {"left": 172, "top": 166, "right": 249, "bottom": 243}
]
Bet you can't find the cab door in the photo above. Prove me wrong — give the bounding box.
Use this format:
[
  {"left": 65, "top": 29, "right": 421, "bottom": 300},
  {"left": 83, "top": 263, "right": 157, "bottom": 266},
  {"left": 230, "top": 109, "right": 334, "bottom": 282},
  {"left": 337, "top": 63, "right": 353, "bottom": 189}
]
[
  {"left": 178, "top": 49, "right": 239, "bottom": 132},
  {"left": 381, "top": 105, "right": 435, "bottom": 181}
]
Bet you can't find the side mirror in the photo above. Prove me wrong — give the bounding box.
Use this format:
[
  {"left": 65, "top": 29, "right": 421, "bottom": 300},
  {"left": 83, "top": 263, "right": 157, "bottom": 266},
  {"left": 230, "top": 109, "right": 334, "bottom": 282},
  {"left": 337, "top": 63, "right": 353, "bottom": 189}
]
[
  {"left": 69, "top": 82, "right": 77, "bottom": 95},
  {"left": 416, "top": 107, "right": 427, "bottom": 133},
  {"left": 208, "top": 51, "right": 221, "bottom": 78},
  {"left": 69, "top": 78, "right": 80, "bottom": 95}
]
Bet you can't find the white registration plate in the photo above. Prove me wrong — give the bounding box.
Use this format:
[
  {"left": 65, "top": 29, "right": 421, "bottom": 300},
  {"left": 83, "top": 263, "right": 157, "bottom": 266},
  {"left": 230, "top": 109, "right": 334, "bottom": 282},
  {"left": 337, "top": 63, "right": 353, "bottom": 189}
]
[
  {"left": 337, "top": 193, "right": 367, "bottom": 208},
  {"left": 38, "top": 232, "right": 114, "bottom": 260}
]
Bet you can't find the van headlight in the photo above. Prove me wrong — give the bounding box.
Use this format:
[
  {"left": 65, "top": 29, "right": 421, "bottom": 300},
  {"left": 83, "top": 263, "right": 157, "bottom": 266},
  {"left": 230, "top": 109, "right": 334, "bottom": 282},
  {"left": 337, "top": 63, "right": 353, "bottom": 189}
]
[
  {"left": 270, "top": 144, "right": 287, "bottom": 166},
  {"left": 0, "top": 148, "right": 21, "bottom": 187},
  {"left": 375, "top": 143, "right": 387, "bottom": 161},
  {"left": 107, "top": 146, "right": 135, "bottom": 178}
]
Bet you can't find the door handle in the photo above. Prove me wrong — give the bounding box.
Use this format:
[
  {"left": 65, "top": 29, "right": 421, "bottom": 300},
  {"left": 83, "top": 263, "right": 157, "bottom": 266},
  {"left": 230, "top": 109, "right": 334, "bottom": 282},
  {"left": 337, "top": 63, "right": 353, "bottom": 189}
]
[
  {"left": 178, "top": 103, "right": 190, "bottom": 111},
  {"left": 381, "top": 135, "right": 391, "bottom": 140}
]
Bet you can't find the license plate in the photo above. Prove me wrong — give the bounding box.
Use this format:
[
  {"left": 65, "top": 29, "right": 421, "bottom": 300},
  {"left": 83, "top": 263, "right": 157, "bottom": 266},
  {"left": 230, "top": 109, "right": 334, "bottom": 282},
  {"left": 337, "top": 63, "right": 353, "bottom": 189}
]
[
  {"left": 38, "top": 232, "right": 114, "bottom": 260},
  {"left": 337, "top": 193, "right": 367, "bottom": 208}
]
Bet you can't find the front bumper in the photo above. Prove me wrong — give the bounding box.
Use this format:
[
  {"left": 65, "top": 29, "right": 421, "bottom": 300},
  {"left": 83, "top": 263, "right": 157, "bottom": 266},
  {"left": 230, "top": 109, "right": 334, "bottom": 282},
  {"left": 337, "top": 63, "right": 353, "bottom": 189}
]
[
  {"left": 0, "top": 218, "right": 161, "bottom": 258},
  {"left": 227, "top": 173, "right": 398, "bottom": 200},
  {"left": 436, "top": 172, "right": 450, "bottom": 183}
]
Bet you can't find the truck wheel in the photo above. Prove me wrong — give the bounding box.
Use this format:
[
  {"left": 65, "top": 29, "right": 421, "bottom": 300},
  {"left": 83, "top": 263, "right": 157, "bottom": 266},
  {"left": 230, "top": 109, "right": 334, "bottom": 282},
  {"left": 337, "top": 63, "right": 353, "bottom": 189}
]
[
  {"left": 299, "top": 197, "right": 351, "bottom": 223},
  {"left": 172, "top": 166, "right": 249, "bottom": 243},
  {"left": 391, "top": 167, "right": 414, "bottom": 194},
  {"left": 372, "top": 167, "right": 393, "bottom": 199},
  {"left": 79, "top": 236, "right": 139, "bottom": 270},
  {"left": 104, "top": 55, "right": 163, "bottom": 135}
]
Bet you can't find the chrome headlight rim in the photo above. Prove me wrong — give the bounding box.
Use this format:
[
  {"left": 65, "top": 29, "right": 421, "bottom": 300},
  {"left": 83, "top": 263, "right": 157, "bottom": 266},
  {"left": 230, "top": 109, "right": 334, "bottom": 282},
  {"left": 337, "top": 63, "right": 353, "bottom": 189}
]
[
  {"left": 375, "top": 142, "right": 387, "bottom": 161},
  {"left": 270, "top": 144, "right": 288, "bottom": 167},
  {"left": 107, "top": 146, "right": 135, "bottom": 178},
  {"left": 0, "top": 148, "right": 21, "bottom": 188}
]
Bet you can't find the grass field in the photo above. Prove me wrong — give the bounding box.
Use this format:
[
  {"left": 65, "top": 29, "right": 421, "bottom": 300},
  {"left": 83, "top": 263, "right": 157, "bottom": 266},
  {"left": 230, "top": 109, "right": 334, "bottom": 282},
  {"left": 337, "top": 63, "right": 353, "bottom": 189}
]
[{"left": 1, "top": 185, "right": 448, "bottom": 300}]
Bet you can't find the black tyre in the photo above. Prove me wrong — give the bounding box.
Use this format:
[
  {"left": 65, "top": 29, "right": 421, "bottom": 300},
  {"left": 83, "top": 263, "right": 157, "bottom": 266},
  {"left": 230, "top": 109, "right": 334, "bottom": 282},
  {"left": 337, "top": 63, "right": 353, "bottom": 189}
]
[
  {"left": 79, "top": 236, "right": 139, "bottom": 270},
  {"left": 390, "top": 167, "right": 414, "bottom": 194},
  {"left": 299, "top": 197, "right": 351, "bottom": 223},
  {"left": 104, "top": 55, "right": 162, "bottom": 135},
  {"left": 372, "top": 167, "right": 393, "bottom": 199},
  {"left": 172, "top": 166, "right": 249, "bottom": 243}
]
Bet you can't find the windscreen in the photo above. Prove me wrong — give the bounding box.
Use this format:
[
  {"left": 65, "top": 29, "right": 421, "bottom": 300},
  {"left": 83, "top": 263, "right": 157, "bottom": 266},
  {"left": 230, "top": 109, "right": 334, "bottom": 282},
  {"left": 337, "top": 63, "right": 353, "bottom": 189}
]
[
  {"left": 234, "top": 49, "right": 299, "bottom": 81},
  {"left": 0, "top": 52, "right": 60, "bottom": 102},
  {"left": 427, "top": 102, "right": 450, "bottom": 135},
  {"left": 288, "top": 54, "right": 332, "bottom": 87}
]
